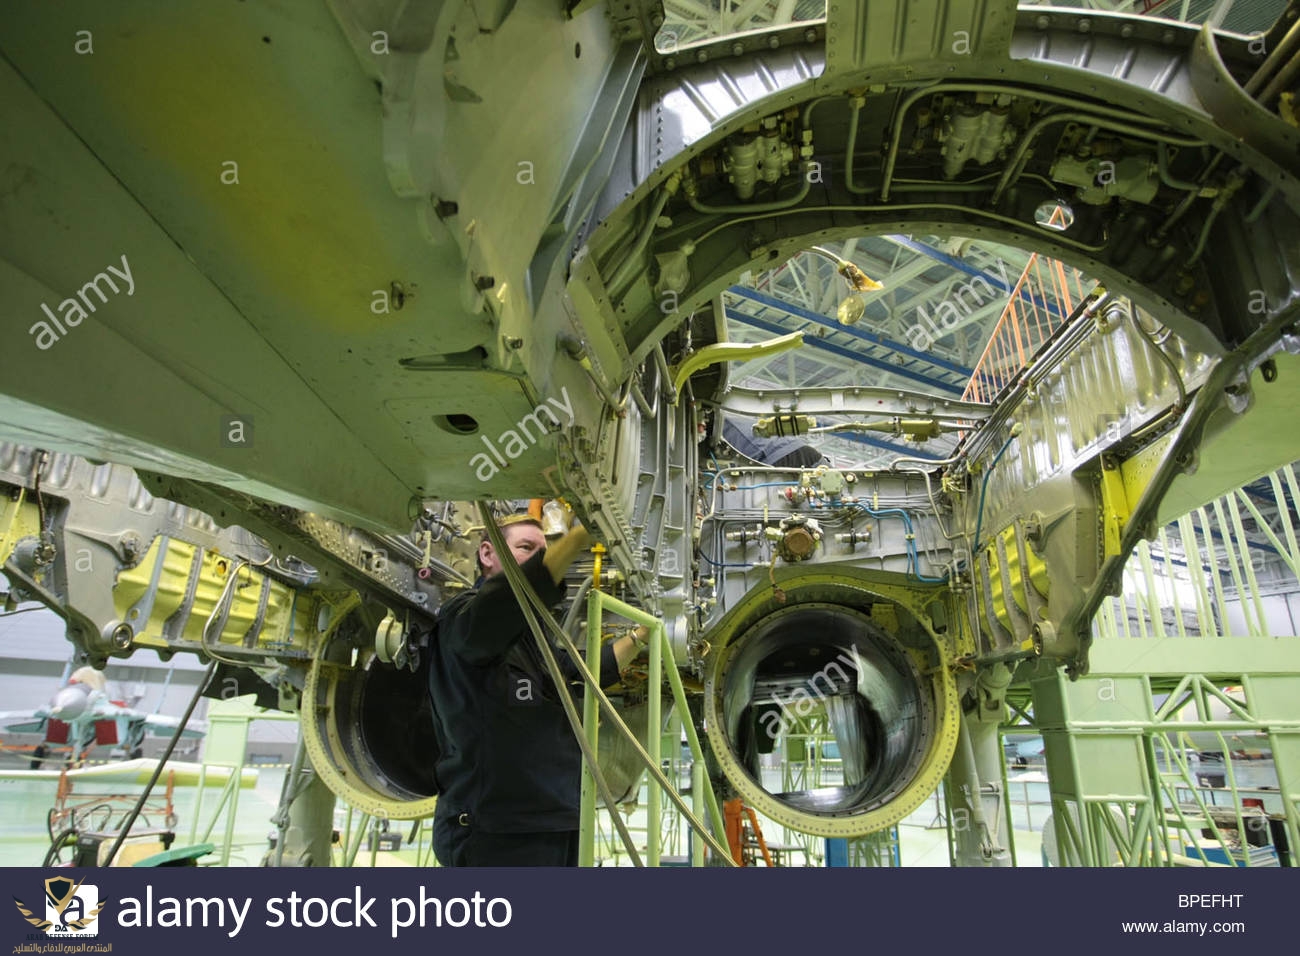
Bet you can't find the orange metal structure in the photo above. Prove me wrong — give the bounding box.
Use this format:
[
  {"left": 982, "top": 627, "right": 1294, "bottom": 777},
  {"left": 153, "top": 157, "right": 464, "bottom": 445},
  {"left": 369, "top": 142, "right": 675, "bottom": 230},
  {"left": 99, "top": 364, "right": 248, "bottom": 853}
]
[
  {"left": 963, "top": 215, "right": 1090, "bottom": 403},
  {"left": 722, "top": 797, "right": 777, "bottom": 866}
]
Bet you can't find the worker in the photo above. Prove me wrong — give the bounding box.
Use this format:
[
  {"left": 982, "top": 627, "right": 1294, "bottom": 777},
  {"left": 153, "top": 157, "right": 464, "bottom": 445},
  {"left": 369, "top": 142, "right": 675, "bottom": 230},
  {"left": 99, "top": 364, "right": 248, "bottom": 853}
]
[{"left": 428, "top": 512, "right": 646, "bottom": 866}]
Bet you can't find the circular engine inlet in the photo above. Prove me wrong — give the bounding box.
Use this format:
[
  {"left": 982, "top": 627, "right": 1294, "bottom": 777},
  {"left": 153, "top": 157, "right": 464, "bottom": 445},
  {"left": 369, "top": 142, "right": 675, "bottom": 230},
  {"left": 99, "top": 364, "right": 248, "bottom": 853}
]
[
  {"left": 302, "top": 617, "right": 441, "bottom": 820},
  {"left": 705, "top": 577, "right": 958, "bottom": 837}
]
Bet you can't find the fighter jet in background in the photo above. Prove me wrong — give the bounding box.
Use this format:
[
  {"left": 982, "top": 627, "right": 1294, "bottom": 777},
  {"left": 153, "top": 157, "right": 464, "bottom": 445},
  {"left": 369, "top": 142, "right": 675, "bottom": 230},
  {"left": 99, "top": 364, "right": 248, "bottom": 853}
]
[{"left": 0, "top": 666, "right": 207, "bottom": 768}]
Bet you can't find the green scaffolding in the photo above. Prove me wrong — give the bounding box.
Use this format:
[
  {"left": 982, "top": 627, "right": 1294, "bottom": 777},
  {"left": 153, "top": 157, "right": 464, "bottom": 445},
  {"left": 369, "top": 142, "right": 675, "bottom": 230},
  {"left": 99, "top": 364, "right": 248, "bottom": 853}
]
[{"left": 1009, "top": 462, "right": 1300, "bottom": 866}]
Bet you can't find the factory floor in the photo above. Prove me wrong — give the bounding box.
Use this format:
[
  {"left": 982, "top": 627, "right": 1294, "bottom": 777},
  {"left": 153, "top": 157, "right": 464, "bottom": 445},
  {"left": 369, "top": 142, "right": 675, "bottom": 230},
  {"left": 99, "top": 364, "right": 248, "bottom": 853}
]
[
  {"left": 0, "top": 766, "right": 1046, "bottom": 867},
  {"left": 587, "top": 793, "right": 1046, "bottom": 867}
]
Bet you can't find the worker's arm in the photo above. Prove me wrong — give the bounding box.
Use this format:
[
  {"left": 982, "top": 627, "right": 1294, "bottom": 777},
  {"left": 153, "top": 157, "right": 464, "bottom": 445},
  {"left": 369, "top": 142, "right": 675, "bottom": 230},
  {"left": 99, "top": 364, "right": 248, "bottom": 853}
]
[
  {"left": 548, "top": 521, "right": 645, "bottom": 684},
  {"left": 449, "top": 550, "right": 564, "bottom": 665},
  {"left": 450, "top": 522, "right": 595, "bottom": 665},
  {"left": 542, "top": 522, "right": 593, "bottom": 584},
  {"left": 557, "top": 624, "right": 644, "bottom": 688},
  {"left": 611, "top": 626, "right": 648, "bottom": 671},
  {"left": 546, "top": 521, "right": 650, "bottom": 678}
]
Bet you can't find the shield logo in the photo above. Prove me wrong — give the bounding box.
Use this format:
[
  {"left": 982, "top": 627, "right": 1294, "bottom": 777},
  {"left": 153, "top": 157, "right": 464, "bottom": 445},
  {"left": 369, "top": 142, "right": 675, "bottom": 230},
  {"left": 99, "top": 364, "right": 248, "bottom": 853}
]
[{"left": 44, "top": 877, "right": 81, "bottom": 918}]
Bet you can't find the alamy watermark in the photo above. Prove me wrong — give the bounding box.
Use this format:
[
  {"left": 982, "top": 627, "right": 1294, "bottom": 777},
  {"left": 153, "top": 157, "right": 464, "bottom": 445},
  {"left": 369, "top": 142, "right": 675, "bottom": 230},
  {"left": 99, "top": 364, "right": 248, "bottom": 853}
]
[
  {"left": 30, "top": 254, "right": 135, "bottom": 350},
  {"left": 903, "top": 258, "right": 1010, "bottom": 352},
  {"left": 470, "top": 386, "right": 575, "bottom": 482},
  {"left": 758, "top": 645, "right": 863, "bottom": 740}
]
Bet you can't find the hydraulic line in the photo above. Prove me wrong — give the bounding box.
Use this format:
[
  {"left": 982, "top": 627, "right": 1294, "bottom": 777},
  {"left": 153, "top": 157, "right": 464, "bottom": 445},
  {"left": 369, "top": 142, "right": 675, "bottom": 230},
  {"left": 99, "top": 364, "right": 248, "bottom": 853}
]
[
  {"left": 972, "top": 428, "right": 1020, "bottom": 553},
  {"left": 959, "top": 290, "right": 1110, "bottom": 467},
  {"left": 690, "top": 202, "right": 1112, "bottom": 254},
  {"left": 990, "top": 111, "right": 1204, "bottom": 207},
  {"left": 1258, "top": 51, "right": 1300, "bottom": 107},
  {"left": 1128, "top": 302, "right": 1188, "bottom": 411},
  {"left": 877, "top": 82, "right": 1200, "bottom": 202},
  {"left": 685, "top": 164, "right": 813, "bottom": 215},
  {"left": 845, "top": 98, "right": 871, "bottom": 195},
  {"left": 562, "top": 575, "right": 594, "bottom": 637},
  {"left": 200, "top": 560, "right": 253, "bottom": 666},
  {"left": 1155, "top": 154, "right": 1226, "bottom": 242},
  {"left": 1156, "top": 142, "right": 1204, "bottom": 193},
  {"left": 606, "top": 172, "right": 681, "bottom": 299},
  {"left": 1245, "top": 16, "right": 1300, "bottom": 97}
]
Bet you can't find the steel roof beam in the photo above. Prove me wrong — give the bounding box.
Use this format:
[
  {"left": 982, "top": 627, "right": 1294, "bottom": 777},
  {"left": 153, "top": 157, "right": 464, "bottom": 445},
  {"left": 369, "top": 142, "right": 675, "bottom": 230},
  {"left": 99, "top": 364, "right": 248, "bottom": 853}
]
[
  {"left": 885, "top": 235, "right": 1067, "bottom": 321},
  {"left": 727, "top": 286, "right": 973, "bottom": 377},
  {"left": 725, "top": 307, "right": 967, "bottom": 396}
]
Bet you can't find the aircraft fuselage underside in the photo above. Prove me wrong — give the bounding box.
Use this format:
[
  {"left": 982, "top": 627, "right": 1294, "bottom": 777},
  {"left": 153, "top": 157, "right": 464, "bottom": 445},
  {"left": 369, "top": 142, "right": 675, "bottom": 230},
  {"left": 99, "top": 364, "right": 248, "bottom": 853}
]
[{"left": 2, "top": 1, "right": 1299, "bottom": 841}]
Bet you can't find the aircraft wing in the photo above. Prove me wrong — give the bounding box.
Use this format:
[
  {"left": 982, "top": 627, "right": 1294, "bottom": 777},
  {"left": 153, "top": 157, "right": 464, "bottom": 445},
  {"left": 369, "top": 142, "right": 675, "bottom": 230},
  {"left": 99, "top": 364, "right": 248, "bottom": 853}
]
[
  {"left": 0, "top": 712, "right": 49, "bottom": 735},
  {"left": 81, "top": 698, "right": 208, "bottom": 740},
  {"left": 134, "top": 714, "right": 208, "bottom": 740}
]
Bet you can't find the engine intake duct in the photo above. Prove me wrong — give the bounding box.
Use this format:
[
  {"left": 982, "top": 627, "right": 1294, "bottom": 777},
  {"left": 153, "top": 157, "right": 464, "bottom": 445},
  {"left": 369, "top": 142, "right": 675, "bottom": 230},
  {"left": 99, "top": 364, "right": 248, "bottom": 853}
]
[
  {"left": 300, "top": 607, "right": 663, "bottom": 819},
  {"left": 302, "top": 620, "right": 442, "bottom": 820},
  {"left": 705, "top": 569, "right": 958, "bottom": 837}
]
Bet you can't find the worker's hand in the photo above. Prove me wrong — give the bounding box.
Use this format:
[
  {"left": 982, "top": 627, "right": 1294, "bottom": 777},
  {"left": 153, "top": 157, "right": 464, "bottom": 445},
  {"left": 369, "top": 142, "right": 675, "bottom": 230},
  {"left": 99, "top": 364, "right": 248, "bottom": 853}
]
[
  {"left": 543, "top": 520, "right": 595, "bottom": 584},
  {"left": 565, "top": 520, "right": 595, "bottom": 550},
  {"left": 613, "top": 625, "right": 648, "bottom": 671}
]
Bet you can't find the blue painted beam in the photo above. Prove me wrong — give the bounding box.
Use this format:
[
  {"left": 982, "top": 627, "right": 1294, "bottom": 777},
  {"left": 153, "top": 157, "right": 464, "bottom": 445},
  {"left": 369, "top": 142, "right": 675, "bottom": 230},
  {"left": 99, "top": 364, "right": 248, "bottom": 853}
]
[
  {"left": 887, "top": 235, "right": 1066, "bottom": 321},
  {"left": 830, "top": 430, "right": 943, "bottom": 461},
  {"left": 726, "top": 309, "right": 966, "bottom": 396},
  {"left": 728, "top": 286, "right": 973, "bottom": 378}
]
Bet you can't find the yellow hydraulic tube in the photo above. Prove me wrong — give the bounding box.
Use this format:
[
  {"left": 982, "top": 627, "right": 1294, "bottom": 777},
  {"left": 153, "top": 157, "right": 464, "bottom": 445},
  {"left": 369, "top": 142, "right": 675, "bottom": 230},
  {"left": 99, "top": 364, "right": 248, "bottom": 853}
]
[{"left": 670, "top": 331, "right": 804, "bottom": 398}]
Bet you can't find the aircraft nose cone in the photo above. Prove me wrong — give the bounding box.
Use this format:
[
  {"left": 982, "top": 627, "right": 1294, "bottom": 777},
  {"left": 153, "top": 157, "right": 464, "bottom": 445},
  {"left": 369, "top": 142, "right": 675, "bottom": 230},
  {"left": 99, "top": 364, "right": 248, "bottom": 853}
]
[{"left": 50, "top": 686, "right": 88, "bottom": 720}]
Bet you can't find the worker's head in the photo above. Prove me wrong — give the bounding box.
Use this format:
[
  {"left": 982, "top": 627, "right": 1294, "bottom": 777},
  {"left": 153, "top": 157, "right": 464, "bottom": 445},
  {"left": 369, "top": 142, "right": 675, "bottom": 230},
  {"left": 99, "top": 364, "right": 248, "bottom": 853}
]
[{"left": 476, "top": 516, "right": 546, "bottom": 579}]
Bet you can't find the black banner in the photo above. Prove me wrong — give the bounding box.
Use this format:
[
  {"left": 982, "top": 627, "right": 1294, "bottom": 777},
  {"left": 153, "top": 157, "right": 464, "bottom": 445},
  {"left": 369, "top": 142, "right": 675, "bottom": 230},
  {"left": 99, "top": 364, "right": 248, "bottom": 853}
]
[{"left": 1, "top": 867, "right": 1292, "bottom": 953}]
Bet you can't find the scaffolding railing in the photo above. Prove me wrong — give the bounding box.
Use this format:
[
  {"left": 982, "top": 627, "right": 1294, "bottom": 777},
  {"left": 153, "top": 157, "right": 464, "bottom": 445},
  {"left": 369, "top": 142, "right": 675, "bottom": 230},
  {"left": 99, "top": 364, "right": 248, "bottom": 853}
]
[
  {"left": 1093, "top": 461, "right": 1300, "bottom": 641},
  {"left": 962, "top": 251, "right": 1090, "bottom": 403},
  {"left": 579, "top": 588, "right": 730, "bottom": 866}
]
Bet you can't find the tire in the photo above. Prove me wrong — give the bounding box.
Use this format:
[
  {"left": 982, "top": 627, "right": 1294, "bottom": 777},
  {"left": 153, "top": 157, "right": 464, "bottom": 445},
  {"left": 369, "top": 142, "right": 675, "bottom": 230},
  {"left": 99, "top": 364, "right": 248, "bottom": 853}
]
[{"left": 43, "top": 828, "right": 79, "bottom": 867}]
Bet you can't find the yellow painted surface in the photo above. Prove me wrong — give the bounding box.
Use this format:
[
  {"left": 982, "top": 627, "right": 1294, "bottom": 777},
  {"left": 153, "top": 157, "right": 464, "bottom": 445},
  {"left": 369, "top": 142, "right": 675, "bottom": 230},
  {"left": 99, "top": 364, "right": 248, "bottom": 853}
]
[
  {"left": 1099, "top": 462, "right": 1131, "bottom": 559},
  {"left": 1027, "top": 541, "right": 1049, "bottom": 600},
  {"left": 869, "top": 603, "right": 898, "bottom": 631},
  {"left": 0, "top": 759, "right": 258, "bottom": 788},
  {"left": 1120, "top": 433, "right": 1170, "bottom": 510},
  {"left": 980, "top": 525, "right": 1046, "bottom": 648},
  {"left": 0, "top": 492, "right": 39, "bottom": 566},
  {"left": 1002, "top": 526, "right": 1028, "bottom": 617},
  {"left": 114, "top": 537, "right": 317, "bottom": 656},
  {"left": 986, "top": 542, "right": 1011, "bottom": 633},
  {"left": 673, "top": 332, "right": 805, "bottom": 396}
]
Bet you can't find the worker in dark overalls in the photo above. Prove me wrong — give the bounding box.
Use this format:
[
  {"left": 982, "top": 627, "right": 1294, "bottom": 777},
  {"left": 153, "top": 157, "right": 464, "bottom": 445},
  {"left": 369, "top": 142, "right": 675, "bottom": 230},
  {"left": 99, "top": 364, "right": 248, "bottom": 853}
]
[{"left": 428, "top": 514, "right": 643, "bottom": 866}]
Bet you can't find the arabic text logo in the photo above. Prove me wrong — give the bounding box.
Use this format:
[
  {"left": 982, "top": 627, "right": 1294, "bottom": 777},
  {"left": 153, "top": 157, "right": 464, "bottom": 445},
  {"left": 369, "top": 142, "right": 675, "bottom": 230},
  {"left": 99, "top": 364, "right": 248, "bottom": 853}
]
[{"left": 13, "top": 879, "right": 105, "bottom": 937}]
